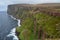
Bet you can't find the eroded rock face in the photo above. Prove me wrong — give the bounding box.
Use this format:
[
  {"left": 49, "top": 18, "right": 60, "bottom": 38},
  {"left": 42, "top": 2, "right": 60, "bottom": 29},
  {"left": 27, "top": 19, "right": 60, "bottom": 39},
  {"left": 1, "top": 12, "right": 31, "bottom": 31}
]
[
  {"left": 7, "top": 4, "right": 60, "bottom": 18},
  {"left": 7, "top": 4, "right": 33, "bottom": 15}
]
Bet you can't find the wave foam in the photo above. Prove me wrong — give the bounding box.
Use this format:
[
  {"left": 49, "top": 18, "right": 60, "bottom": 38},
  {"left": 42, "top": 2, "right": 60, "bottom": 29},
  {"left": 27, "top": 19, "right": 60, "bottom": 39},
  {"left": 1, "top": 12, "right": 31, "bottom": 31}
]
[
  {"left": 17, "top": 19, "right": 21, "bottom": 27},
  {"left": 7, "top": 15, "right": 21, "bottom": 40},
  {"left": 7, "top": 28, "right": 18, "bottom": 40}
]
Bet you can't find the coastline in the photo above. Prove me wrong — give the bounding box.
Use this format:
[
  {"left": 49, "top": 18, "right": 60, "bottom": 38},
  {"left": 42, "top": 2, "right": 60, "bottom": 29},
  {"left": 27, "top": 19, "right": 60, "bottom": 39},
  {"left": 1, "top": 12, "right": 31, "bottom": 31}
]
[{"left": 7, "top": 15, "right": 21, "bottom": 40}]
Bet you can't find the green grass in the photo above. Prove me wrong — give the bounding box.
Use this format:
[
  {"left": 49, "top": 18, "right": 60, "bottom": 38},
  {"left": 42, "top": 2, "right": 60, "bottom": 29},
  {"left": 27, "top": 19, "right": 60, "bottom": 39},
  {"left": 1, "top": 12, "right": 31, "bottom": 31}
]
[{"left": 16, "top": 11, "right": 60, "bottom": 40}]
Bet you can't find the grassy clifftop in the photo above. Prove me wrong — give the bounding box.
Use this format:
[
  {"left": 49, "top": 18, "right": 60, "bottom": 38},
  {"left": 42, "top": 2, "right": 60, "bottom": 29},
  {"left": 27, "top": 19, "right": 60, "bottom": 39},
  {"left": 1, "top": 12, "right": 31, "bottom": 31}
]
[{"left": 7, "top": 3, "right": 60, "bottom": 40}]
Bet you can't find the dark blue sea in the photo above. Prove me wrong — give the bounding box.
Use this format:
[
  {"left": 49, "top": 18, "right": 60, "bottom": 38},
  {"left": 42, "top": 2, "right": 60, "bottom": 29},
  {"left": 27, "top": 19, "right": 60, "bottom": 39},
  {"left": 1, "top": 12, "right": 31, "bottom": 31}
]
[{"left": 0, "top": 11, "right": 18, "bottom": 40}]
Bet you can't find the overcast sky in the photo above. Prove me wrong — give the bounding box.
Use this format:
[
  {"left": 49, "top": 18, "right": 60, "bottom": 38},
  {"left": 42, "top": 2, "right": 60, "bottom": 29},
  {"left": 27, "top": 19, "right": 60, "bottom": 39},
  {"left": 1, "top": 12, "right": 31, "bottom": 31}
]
[{"left": 0, "top": 0, "right": 60, "bottom": 11}]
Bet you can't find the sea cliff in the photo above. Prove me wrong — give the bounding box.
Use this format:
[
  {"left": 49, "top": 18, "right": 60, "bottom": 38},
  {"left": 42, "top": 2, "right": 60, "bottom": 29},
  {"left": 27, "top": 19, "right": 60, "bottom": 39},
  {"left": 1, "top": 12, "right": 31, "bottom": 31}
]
[{"left": 7, "top": 4, "right": 60, "bottom": 40}]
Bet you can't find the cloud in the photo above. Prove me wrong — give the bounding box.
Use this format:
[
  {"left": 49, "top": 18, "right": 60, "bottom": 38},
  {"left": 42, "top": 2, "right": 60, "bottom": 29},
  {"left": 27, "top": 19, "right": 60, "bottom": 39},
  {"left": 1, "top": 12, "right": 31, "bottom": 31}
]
[{"left": 1, "top": 0, "right": 60, "bottom": 5}]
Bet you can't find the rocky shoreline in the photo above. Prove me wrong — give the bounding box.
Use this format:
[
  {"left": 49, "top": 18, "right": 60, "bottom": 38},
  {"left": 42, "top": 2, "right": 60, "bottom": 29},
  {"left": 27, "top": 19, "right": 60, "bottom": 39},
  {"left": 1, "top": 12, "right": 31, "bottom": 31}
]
[{"left": 8, "top": 15, "right": 21, "bottom": 40}]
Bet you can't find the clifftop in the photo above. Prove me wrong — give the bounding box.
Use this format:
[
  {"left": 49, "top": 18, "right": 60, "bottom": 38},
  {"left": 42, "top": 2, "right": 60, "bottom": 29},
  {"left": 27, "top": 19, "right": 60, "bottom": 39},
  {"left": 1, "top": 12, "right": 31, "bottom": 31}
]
[{"left": 8, "top": 3, "right": 60, "bottom": 7}]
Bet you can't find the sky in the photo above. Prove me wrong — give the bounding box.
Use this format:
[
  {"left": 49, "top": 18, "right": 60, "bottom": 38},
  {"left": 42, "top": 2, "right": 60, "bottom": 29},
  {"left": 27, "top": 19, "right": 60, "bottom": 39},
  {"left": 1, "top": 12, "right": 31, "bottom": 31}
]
[{"left": 0, "top": 0, "right": 60, "bottom": 11}]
